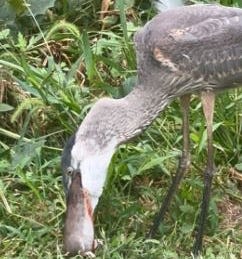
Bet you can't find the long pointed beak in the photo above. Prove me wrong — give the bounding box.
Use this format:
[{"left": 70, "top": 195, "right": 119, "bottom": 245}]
[{"left": 64, "top": 171, "right": 95, "bottom": 256}]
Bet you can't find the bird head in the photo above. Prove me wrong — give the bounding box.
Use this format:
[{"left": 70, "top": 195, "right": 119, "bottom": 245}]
[
  {"left": 61, "top": 134, "right": 96, "bottom": 255},
  {"left": 61, "top": 108, "right": 118, "bottom": 255}
]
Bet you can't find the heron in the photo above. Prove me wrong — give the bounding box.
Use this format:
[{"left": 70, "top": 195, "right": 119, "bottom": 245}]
[{"left": 61, "top": 4, "right": 242, "bottom": 256}]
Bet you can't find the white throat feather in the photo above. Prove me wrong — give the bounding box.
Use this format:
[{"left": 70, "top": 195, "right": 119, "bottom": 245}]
[{"left": 71, "top": 137, "right": 117, "bottom": 210}]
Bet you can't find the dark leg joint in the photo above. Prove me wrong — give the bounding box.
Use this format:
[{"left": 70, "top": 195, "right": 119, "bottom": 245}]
[
  {"left": 179, "top": 154, "right": 190, "bottom": 171},
  {"left": 205, "top": 165, "right": 216, "bottom": 178}
]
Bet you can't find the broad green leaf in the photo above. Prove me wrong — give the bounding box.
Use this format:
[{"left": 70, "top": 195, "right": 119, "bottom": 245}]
[
  {"left": 11, "top": 139, "right": 45, "bottom": 169},
  {"left": 138, "top": 155, "right": 174, "bottom": 174},
  {"left": 116, "top": 0, "right": 128, "bottom": 41},
  {"left": 0, "top": 29, "right": 10, "bottom": 40},
  {"left": 180, "top": 223, "right": 193, "bottom": 234},
  {"left": 114, "top": 0, "right": 135, "bottom": 10},
  {"left": 81, "top": 31, "right": 96, "bottom": 81},
  {"left": 16, "top": 32, "right": 27, "bottom": 50},
  {"left": 0, "top": 159, "right": 10, "bottom": 173},
  {"left": 198, "top": 122, "right": 223, "bottom": 153},
  {"left": 0, "top": 103, "right": 14, "bottom": 112},
  {"left": 0, "top": 60, "right": 24, "bottom": 72},
  {"left": 235, "top": 163, "right": 242, "bottom": 171},
  {"left": 179, "top": 204, "right": 194, "bottom": 214}
]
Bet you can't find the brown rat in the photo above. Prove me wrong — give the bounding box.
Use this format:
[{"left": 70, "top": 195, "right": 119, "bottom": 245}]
[{"left": 64, "top": 170, "right": 96, "bottom": 256}]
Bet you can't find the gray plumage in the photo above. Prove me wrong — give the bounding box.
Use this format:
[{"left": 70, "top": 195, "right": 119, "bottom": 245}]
[
  {"left": 73, "top": 4, "right": 242, "bottom": 152},
  {"left": 136, "top": 4, "right": 242, "bottom": 89}
]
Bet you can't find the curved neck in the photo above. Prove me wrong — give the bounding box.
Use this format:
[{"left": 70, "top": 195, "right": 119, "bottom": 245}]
[
  {"left": 117, "top": 85, "right": 170, "bottom": 143},
  {"left": 71, "top": 83, "right": 170, "bottom": 211}
]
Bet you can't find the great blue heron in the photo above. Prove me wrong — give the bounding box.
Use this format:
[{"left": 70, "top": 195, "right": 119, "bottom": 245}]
[{"left": 61, "top": 4, "right": 242, "bottom": 256}]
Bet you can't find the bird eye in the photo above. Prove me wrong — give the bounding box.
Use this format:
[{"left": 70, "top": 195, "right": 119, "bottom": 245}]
[{"left": 66, "top": 167, "right": 73, "bottom": 176}]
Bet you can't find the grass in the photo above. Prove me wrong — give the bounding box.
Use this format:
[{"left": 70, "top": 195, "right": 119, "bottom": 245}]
[{"left": 0, "top": 0, "right": 242, "bottom": 258}]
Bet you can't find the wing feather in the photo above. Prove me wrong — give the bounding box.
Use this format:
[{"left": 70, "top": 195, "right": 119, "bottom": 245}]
[{"left": 152, "top": 15, "right": 242, "bottom": 79}]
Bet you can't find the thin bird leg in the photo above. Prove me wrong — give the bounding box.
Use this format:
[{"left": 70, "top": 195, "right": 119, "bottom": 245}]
[
  {"left": 193, "top": 91, "right": 216, "bottom": 256},
  {"left": 147, "top": 94, "right": 191, "bottom": 238}
]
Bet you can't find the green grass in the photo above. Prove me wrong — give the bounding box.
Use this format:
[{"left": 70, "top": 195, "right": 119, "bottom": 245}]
[{"left": 0, "top": 0, "right": 242, "bottom": 258}]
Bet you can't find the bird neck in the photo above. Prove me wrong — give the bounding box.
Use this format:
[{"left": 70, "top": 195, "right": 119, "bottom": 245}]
[
  {"left": 118, "top": 85, "right": 170, "bottom": 143},
  {"left": 71, "top": 83, "right": 170, "bottom": 211}
]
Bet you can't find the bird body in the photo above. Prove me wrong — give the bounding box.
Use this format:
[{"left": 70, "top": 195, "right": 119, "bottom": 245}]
[
  {"left": 62, "top": 4, "right": 242, "bottom": 256},
  {"left": 70, "top": 4, "right": 242, "bottom": 210},
  {"left": 135, "top": 4, "right": 242, "bottom": 93}
]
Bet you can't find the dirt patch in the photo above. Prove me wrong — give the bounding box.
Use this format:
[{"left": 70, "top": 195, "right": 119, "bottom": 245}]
[{"left": 218, "top": 196, "right": 242, "bottom": 230}]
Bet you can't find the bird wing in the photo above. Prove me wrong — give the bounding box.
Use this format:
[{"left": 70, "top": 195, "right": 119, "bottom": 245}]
[{"left": 152, "top": 15, "right": 242, "bottom": 81}]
